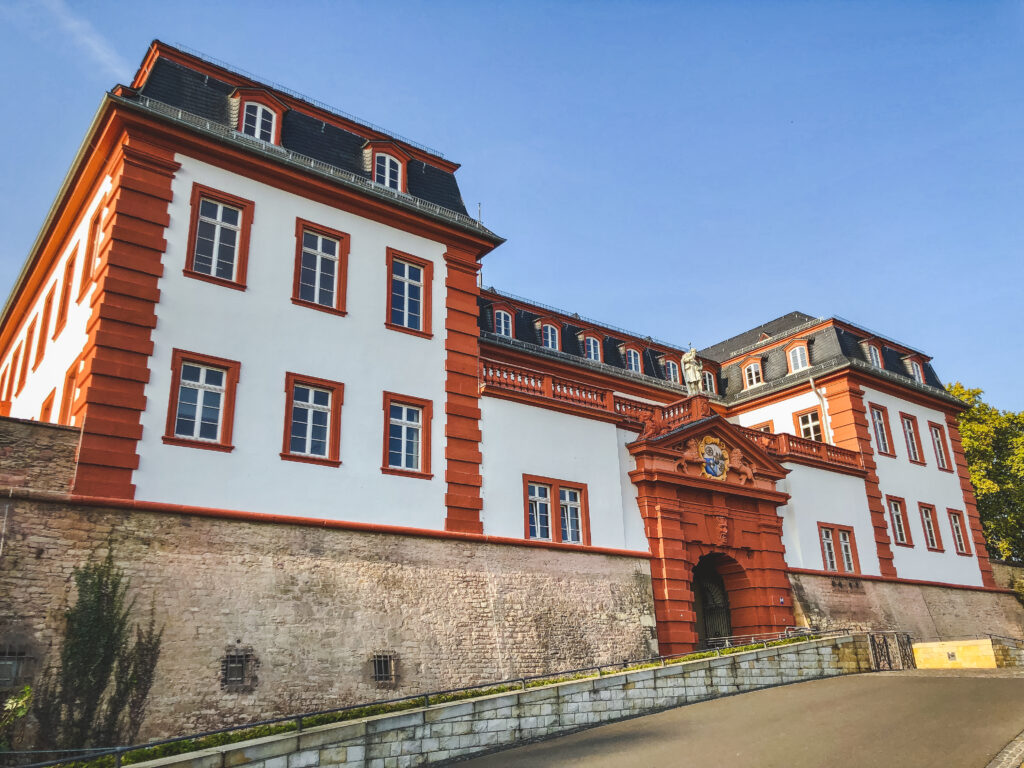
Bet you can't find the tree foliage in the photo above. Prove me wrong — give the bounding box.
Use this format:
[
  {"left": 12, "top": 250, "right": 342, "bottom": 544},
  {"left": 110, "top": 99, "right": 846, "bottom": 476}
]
[
  {"left": 0, "top": 686, "right": 31, "bottom": 750},
  {"left": 947, "top": 383, "right": 1024, "bottom": 563},
  {"left": 33, "top": 550, "right": 162, "bottom": 749}
]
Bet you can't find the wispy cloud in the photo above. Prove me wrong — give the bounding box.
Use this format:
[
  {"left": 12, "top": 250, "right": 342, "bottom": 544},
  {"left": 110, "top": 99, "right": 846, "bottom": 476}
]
[{"left": 5, "top": 0, "right": 131, "bottom": 80}]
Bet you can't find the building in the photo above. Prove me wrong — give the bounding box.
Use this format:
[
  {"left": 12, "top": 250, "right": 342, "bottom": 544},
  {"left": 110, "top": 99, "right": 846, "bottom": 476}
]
[{"left": 0, "top": 41, "right": 1020, "bottom": 737}]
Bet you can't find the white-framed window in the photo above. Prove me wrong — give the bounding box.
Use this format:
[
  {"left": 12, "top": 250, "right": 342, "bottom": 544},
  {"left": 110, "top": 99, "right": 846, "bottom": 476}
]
[
  {"left": 888, "top": 498, "right": 908, "bottom": 545},
  {"left": 194, "top": 198, "right": 241, "bottom": 281},
  {"left": 867, "top": 344, "right": 882, "bottom": 368},
  {"left": 664, "top": 359, "right": 680, "bottom": 383},
  {"left": 744, "top": 363, "right": 762, "bottom": 388},
  {"left": 289, "top": 384, "right": 331, "bottom": 457},
  {"left": 375, "top": 153, "right": 402, "bottom": 191},
  {"left": 910, "top": 361, "right": 924, "bottom": 383},
  {"left": 821, "top": 528, "right": 838, "bottom": 571},
  {"left": 560, "top": 487, "right": 582, "bottom": 544},
  {"left": 528, "top": 482, "right": 551, "bottom": 540},
  {"left": 788, "top": 345, "right": 809, "bottom": 372},
  {"left": 541, "top": 323, "right": 559, "bottom": 350},
  {"left": 625, "top": 348, "right": 642, "bottom": 373},
  {"left": 298, "top": 230, "right": 339, "bottom": 308},
  {"left": 798, "top": 410, "right": 823, "bottom": 442},
  {"left": 702, "top": 370, "right": 716, "bottom": 393},
  {"left": 949, "top": 511, "right": 968, "bottom": 554},
  {"left": 174, "top": 363, "right": 226, "bottom": 442},
  {"left": 494, "top": 310, "right": 513, "bottom": 338},
  {"left": 838, "top": 530, "right": 855, "bottom": 572},
  {"left": 902, "top": 416, "right": 921, "bottom": 462},
  {"left": 921, "top": 506, "right": 939, "bottom": 549},
  {"left": 930, "top": 425, "right": 949, "bottom": 470},
  {"left": 584, "top": 336, "right": 602, "bottom": 362},
  {"left": 388, "top": 403, "right": 422, "bottom": 471},
  {"left": 870, "top": 406, "right": 890, "bottom": 454},
  {"left": 391, "top": 259, "right": 424, "bottom": 331},
  {"left": 242, "top": 102, "right": 275, "bottom": 143}
]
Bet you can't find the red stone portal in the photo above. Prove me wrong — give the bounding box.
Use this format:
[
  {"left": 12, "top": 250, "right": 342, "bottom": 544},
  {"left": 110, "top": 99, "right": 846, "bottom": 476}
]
[{"left": 629, "top": 405, "right": 796, "bottom": 654}]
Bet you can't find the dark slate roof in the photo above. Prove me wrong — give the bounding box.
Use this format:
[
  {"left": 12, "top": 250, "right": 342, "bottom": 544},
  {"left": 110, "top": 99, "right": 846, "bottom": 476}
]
[
  {"left": 698, "top": 312, "right": 818, "bottom": 362},
  {"left": 138, "top": 57, "right": 468, "bottom": 216}
]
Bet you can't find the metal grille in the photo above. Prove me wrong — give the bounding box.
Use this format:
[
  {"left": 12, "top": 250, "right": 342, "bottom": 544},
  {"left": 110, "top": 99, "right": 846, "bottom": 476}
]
[
  {"left": 868, "top": 633, "right": 916, "bottom": 670},
  {"left": 371, "top": 652, "right": 397, "bottom": 686}
]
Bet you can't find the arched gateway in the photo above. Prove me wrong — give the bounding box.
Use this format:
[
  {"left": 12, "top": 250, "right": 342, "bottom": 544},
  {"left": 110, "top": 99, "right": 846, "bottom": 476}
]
[{"left": 629, "top": 398, "right": 796, "bottom": 654}]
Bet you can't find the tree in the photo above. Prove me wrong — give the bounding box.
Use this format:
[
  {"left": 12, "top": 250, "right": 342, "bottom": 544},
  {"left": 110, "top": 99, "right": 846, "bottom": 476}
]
[
  {"left": 33, "top": 550, "right": 162, "bottom": 750},
  {"left": 0, "top": 686, "right": 31, "bottom": 750},
  {"left": 947, "top": 383, "right": 1024, "bottom": 563}
]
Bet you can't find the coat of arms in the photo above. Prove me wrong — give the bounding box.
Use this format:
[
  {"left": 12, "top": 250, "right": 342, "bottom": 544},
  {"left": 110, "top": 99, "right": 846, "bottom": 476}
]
[{"left": 698, "top": 436, "right": 730, "bottom": 480}]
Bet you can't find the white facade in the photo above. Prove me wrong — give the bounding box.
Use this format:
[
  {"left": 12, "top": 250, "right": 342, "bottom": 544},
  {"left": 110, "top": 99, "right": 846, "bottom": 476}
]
[
  {"left": 132, "top": 156, "right": 449, "bottom": 528},
  {"left": 731, "top": 389, "right": 833, "bottom": 442}
]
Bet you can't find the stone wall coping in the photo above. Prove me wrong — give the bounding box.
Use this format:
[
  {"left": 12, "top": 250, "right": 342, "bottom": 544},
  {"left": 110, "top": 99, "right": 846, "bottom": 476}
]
[{"left": 0, "top": 414, "right": 81, "bottom": 433}]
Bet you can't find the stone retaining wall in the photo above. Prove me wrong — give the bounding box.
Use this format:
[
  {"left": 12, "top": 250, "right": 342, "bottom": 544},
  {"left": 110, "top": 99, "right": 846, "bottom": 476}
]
[{"left": 136, "top": 635, "right": 872, "bottom": 768}]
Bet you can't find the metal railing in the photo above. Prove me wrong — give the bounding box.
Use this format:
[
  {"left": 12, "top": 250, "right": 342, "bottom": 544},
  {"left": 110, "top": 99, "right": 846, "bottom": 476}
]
[{"left": 6, "top": 630, "right": 847, "bottom": 768}]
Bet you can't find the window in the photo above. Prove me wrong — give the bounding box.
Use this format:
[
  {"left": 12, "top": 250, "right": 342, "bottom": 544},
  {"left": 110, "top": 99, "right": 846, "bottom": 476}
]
[
  {"left": 54, "top": 249, "right": 77, "bottom": 338},
  {"left": 220, "top": 645, "right": 258, "bottom": 692},
  {"left": 12, "top": 344, "right": 25, "bottom": 397},
  {"left": 947, "top": 509, "right": 971, "bottom": 555},
  {"left": 664, "top": 359, "right": 680, "bottom": 383},
  {"left": 292, "top": 219, "right": 349, "bottom": 315},
  {"left": 900, "top": 413, "right": 925, "bottom": 464},
  {"left": 370, "top": 651, "right": 398, "bottom": 687},
  {"left": 21, "top": 322, "right": 37, "bottom": 393},
  {"left": 920, "top": 504, "right": 943, "bottom": 551},
  {"left": 541, "top": 323, "right": 559, "bottom": 350},
  {"left": 163, "top": 349, "right": 241, "bottom": 452},
  {"left": 625, "top": 347, "right": 642, "bottom": 373},
  {"left": 386, "top": 249, "right": 433, "bottom": 338},
  {"left": 0, "top": 644, "right": 31, "bottom": 688},
  {"left": 241, "top": 102, "right": 275, "bottom": 142},
  {"left": 37, "top": 287, "right": 54, "bottom": 362},
  {"left": 744, "top": 362, "right": 763, "bottom": 388},
  {"left": 0, "top": 367, "right": 10, "bottom": 404},
  {"left": 910, "top": 361, "right": 924, "bottom": 383},
  {"left": 382, "top": 392, "right": 432, "bottom": 479},
  {"left": 185, "top": 184, "right": 254, "bottom": 290},
  {"left": 281, "top": 373, "right": 344, "bottom": 467},
  {"left": 374, "top": 153, "right": 402, "bottom": 191},
  {"left": 929, "top": 422, "right": 952, "bottom": 472},
  {"left": 79, "top": 209, "right": 103, "bottom": 300},
  {"left": 886, "top": 496, "right": 913, "bottom": 546},
  {"left": 702, "top": 370, "right": 717, "bottom": 394},
  {"left": 584, "top": 336, "right": 602, "bottom": 362},
  {"left": 40, "top": 390, "right": 56, "bottom": 422},
  {"left": 59, "top": 356, "right": 83, "bottom": 426},
  {"left": 523, "top": 475, "right": 591, "bottom": 545},
  {"left": 794, "top": 407, "right": 823, "bottom": 442},
  {"left": 788, "top": 345, "right": 809, "bottom": 372},
  {"left": 818, "top": 523, "right": 860, "bottom": 574},
  {"left": 750, "top": 421, "right": 774, "bottom": 433},
  {"left": 869, "top": 404, "right": 894, "bottom": 456},
  {"left": 493, "top": 309, "right": 512, "bottom": 338},
  {"left": 866, "top": 344, "right": 883, "bottom": 368}
]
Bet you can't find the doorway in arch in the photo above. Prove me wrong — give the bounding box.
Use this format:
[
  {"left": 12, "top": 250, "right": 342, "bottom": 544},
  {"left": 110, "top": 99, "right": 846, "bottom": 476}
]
[{"left": 693, "top": 554, "right": 734, "bottom": 645}]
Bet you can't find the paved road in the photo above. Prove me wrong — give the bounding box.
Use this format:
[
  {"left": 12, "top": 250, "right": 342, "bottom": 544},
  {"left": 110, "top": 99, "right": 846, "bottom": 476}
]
[{"left": 459, "top": 670, "right": 1024, "bottom": 768}]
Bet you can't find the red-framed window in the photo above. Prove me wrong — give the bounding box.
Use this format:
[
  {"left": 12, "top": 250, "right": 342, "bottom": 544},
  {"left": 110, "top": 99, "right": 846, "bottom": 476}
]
[
  {"left": 928, "top": 421, "right": 953, "bottom": 473},
  {"left": 36, "top": 286, "right": 54, "bottom": 365},
  {"left": 868, "top": 403, "right": 895, "bottom": 457},
  {"left": 233, "top": 90, "right": 285, "bottom": 145},
  {"left": 885, "top": 494, "right": 913, "bottom": 547},
  {"left": 58, "top": 354, "right": 84, "bottom": 427},
  {"left": 623, "top": 344, "right": 643, "bottom": 374},
  {"left": 741, "top": 358, "right": 763, "bottom": 389},
  {"left": 919, "top": 504, "right": 944, "bottom": 552},
  {"left": 865, "top": 343, "right": 884, "bottom": 369},
  {"left": 280, "top": 372, "right": 344, "bottom": 467},
  {"left": 0, "top": 365, "right": 9, "bottom": 403},
  {"left": 184, "top": 183, "right": 255, "bottom": 291},
  {"left": 372, "top": 150, "right": 406, "bottom": 193},
  {"left": 78, "top": 208, "right": 104, "bottom": 301},
  {"left": 54, "top": 249, "right": 78, "bottom": 339},
  {"left": 750, "top": 420, "right": 774, "bottom": 433},
  {"left": 292, "top": 218, "right": 350, "bottom": 316},
  {"left": 489, "top": 302, "right": 515, "bottom": 340},
  {"left": 663, "top": 357, "right": 680, "bottom": 384},
  {"left": 583, "top": 335, "right": 602, "bottom": 362},
  {"left": 947, "top": 509, "right": 971, "bottom": 556},
  {"left": 523, "top": 474, "right": 592, "bottom": 545},
  {"left": 793, "top": 406, "right": 824, "bottom": 442},
  {"left": 39, "top": 389, "right": 56, "bottom": 422},
  {"left": 539, "top": 322, "right": 560, "bottom": 351},
  {"left": 785, "top": 340, "right": 810, "bottom": 373},
  {"left": 163, "top": 349, "right": 241, "bottom": 453},
  {"left": 817, "top": 523, "right": 861, "bottom": 574},
  {"left": 22, "top": 320, "right": 37, "bottom": 384},
  {"left": 381, "top": 391, "right": 433, "bottom": 479},
  {"left": 385, "top": 249, "right": 433, "bottom": 339},
  {"left": 13, "top": 343, "right": 26, "bottom": 397},
  {"left": 899, "top": 412, "right": 926, "bottom": 465},
  {"left": 702, "top": 370, "right": 717, "bottom": 394}
]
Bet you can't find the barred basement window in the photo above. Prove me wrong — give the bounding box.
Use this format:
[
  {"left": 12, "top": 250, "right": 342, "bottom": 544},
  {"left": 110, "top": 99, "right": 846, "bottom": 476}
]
[
  {"left": 0, "top": 644, "right": 31, "bottom": 688},
  {"left": 220, "top": 645, "right": 258, "bottom": 692},
  {"left": 371, "top": 651, "right": 398, "bottom": 687}
]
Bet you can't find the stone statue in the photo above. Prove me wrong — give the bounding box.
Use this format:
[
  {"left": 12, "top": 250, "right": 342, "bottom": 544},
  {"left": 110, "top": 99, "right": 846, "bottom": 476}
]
[
  {"left": 676, "top": 438, "right": 703, "bottom": 476},
  {"left": 682, "top": 346, "right": 703, "bottom": 395},
  {"left": 729, "top": 448, "right": 755, "bottom": 486}
]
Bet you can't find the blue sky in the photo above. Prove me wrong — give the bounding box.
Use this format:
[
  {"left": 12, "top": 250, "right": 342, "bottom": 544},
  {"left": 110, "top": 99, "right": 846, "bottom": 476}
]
[{"left": 1, "top": 1, "right": 1022, "bottom": 409}]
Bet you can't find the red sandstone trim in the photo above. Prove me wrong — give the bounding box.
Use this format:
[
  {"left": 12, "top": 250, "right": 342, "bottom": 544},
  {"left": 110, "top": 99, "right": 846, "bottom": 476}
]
[
  {"left": 292, "top": 217, "right": 350, "bottom": 317},
  {"left": 184, "top": 183, "right": 254, "bottom": 291},
  {"left": 945, "top": 413, "right": 996, "bottom": 587},
  {"left": 384, "top": 248, "right": 433, "bottom": 339},
  {"left": 785, "top": 568, "right": 1012, "bottom": 594}
]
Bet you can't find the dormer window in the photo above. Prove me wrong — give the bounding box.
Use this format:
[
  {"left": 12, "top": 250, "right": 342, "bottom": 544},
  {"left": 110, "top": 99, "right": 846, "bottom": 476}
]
[
  {"left": 702, "top": 371, "right": 716, "bottom": 394},
  {"left": 664, "top": 359, "right": 680, "bottom": 383},
  {"left": 375, "top": 153, "right": 402, "bottom": 191},
  {"left": 584, "top": 336, "right": 602, "bottom": 362},
  {"left": 787, "top": 344, "right": 809, "bottom": 373},
  {"left": 625, "top": 348, "right": 642, "bottom": 373},
  {"left": 867, "top": 344, "right": 883, "bottom": 368},
  {"left": 494, "top": 310, "right": 513, "bottom": 338},
  {"left": 744, "top": 362, "right": 763, "bottom": 388},
  {"left": 909, "top": 360, "right": 924, "bottom": 383},
  {"left": 242, "top": 102, "right": 276, "bottom": 143},
  {"left": 541, "top": 323, "right": 559, "bottom": 350}
]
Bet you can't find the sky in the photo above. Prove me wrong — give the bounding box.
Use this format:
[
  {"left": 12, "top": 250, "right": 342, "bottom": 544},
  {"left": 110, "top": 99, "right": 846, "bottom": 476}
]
[{"left": 0, "top": 0, "right": 1022, "bottom": 410}]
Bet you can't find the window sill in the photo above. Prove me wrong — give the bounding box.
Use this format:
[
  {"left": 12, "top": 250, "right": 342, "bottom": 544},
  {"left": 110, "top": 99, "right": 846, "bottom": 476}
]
[
  {"left": 876, "top": 451, "right": 897, "bottom": 459},
  {"left": 908, "top": 458, "right": 927, "bottom": 466},
  {"left": 925, "top": 546, "right": 945, "bottom": 553},
  {"left": 380, "top": 466, "right": 433, "bottom": 480},
  {"left": 52, "top": 320, "right": 67, "bottom": 341},
  {"left": 384, "top": 321, "right": 433, "bottom": 340},
  {"left": 162, "top": 435, "right": 234, "bottom": 452},
  {"left": 954, "top": 550, "right": 973, "bottom": 557},
  {"left": 183, "top": 269, "right": 247, "bottom": 292},
  {"left": 281, "top": 452, "right": 342, "bottom": 468},
  {"left": 291, "top": 298, "right": 347, "bottom": 317},
  {"left": 937, "top": 466, "right": 955, "bottom": 474},
  {"left": 893, "top": 541, "right": 915, "bottom": 548}
]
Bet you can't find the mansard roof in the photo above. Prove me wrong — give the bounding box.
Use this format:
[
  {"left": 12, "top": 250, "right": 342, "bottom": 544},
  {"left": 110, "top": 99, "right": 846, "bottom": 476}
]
[{"left": 698, "top": 312, "right": 819, "bottom": 362}]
